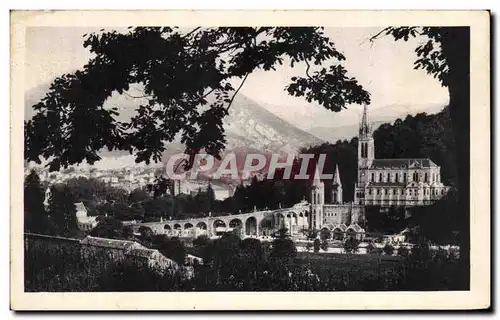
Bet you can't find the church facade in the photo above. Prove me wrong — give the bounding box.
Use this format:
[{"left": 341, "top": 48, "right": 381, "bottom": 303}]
[{"left": 310, "top": 104, "right": 451, "bottom": 232}]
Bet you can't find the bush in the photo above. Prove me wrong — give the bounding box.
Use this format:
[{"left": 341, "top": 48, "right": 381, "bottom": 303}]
[
  {"left": 320, "top": 229, "right": 331, "bottom": 241},
  {"left": 305, "top": 242, "right": 313, "bottom": 252},
  {"left": 366, "top": 242, "right": 375, "bottom": 254},
  {"left": 383, "top": 243, "right": 394, "bottom": 256},
  {"left": 313, "top": 239, "right": 321, "bottom": 252},
  {"left": 193, "top": 235, "right": 209, "bottom": 247},
  {"left": 320, "top": 239, "right": 329, "bottom": 252},
  {"left": 398, "top": 246, "right": 410, "bottom": 258},
  {"left": 343, "top": 237, "right": 359, "bottom": 253}
]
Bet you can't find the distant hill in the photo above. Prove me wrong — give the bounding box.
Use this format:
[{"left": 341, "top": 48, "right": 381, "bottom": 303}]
[{"left": 308, "top": 120, "right": 387, "bottom": 143}]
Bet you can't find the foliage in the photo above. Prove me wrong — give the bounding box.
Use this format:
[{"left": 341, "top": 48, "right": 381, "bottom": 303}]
[
  {"left": 373, "top": 108, "right": 457, "bottom": 185},
  {"left": 366, "top": 242, "right": 375, "bottom": 254},
  {"left": 320, "top": 239, "right": 329, "bottom": 252},
  {"left": 398, "top": 246, "right": 410, "bottom": 258},
  {"left": 193, "top": 235, "right": 210, "bottom": 247},
  {"left": 270, "top": 228, "right": 297, "bottom": 260},
  {"left": 383, "top": 243, "right": 395, "bottom": 256},
  {"left": 24, "top": 170, "right": 52, "bottom": 234},
  {"left": 365, "top": 206, "right": 407, "bottom": 234},
  {"left": 305, "top": 241, "right": 313, "bottom": 252},
  {"left": 313, "top": 238, "right": 321, "bottom": 253},
  {"left": 25, "top": 233, "right": 468, "bottom": 292},
  {"left": 25, "top": 27, "right": 370, "bottom": 172},
  {"left": 47, "top": 184, "right": 78, "bottom": 235},
  {"left": 371, "top": 25, "right": 470, "bottom": 284},
  {"left": 408, "top": 188, "right": 461, "bottom": 245},
  {"left": 151, "top": 235, "right": 186, "bottom": 265},
  {"left": 90, "top": 216, "right": 124, "bottom": 239},
  {"left": 343, "top": 237, "right": 359, "bottom": 254},
  {"left": 320, "top": 228, "right": 331, "bottom": 240}
]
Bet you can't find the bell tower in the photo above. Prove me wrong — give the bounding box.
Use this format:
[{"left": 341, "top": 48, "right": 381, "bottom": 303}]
[
  {"left": 357, "top": 104, "right": 374, "bottom": 184},
  {"left": 355, "top": 104, "right": 374, "bottom": 205},
  {"left": 310, "top": 163, "right": 324, "bottom": 230}
]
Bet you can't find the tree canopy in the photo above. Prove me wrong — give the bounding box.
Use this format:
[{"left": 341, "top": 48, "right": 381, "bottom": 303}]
[{"left": 25, "top": 27, "right": 370, "bottom": 172}]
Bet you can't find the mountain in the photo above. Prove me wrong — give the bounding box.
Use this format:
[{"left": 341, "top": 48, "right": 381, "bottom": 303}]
[
  {"left": 24, "top": 83, "right": 324, "bottom": 171},
  {"left": 308, "top": 120, "right": 387, "bottom": 143},
  {"left": 307, "top": 104, "right": 447, "bottom": 143}
]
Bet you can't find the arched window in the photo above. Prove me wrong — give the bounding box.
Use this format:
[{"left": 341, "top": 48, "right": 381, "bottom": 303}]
[
  {"left": 377, "top": 189, "right": 380, "bottom": 195},
  {"left": 384, "top": 189, "right": 388, "bottom": 195},
  {"left": 401, "top": 189, "right": 404, "bottom": 195},
  {"left": 403, "top": 172, "right": 407, "bottom": 183},
  {"left": 395, "top": 173, "right": 399, "bottom": 183},
  {"left": 371, "top": 173, "right": 375, "bottom": 182},
  {"left": 424, "top": 172, "right": 428, "bottom": 182},
  {"left": 387, "top": 173, "right": 391, "bottom": 182},
  {"left": 379, "top": 173, "right": 383, "bottom": 182},
  {"left": 368, "top": 189, "right": 372, "bottom": 195}
]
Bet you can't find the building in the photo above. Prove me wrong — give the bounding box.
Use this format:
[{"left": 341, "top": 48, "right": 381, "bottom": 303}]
[
  {"left": 354, "top": 104, "right": 450, "bottom": 207},
  {"left": 79, "top": 236, "right": 147, "bottom": 261},
  {"left": 310, "top": 104, "right": 450, "bottom": 235},
  {"left": 310, "top": 163, "right": 366, "bottom": 233},
  {"left": 75, "top": 202, "right": 98, "bottom": 231}
]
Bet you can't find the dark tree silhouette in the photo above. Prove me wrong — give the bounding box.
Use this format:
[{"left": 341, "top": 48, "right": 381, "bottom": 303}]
[
  {"left": 371, "top": 26, "right": 471, "bottom": 286},
  {"left": 47, "top": 184, "right": 78, "bottom": 235},
  {"left": 25, "top": 27, "right": 370, "bottom": 172},
  {"left": 90, "top": 216, "right": 124, "bottom": 239},
  {"left": 24, "top": 170, "right": 51, "bottom": 234}
]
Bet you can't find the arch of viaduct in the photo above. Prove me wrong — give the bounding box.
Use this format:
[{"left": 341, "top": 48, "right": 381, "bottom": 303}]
[{"left": 135, "top": 204, "right": 311, "bottom": 238}]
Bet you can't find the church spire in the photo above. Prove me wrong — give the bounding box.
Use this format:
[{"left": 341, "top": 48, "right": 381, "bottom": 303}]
[
  {"left": 312, "top": 162, "right": 323, "bottom": 186},
  {"left": 333, "top": 164, "right": 342, "bottom": 186},
  {"left": 359, "top": 104, "right": 371, "bottom": 137}
]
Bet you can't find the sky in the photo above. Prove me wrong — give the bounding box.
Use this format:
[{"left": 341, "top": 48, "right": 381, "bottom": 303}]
[{"left": 25, "top": 27, "right": 449, "bottom": 130}]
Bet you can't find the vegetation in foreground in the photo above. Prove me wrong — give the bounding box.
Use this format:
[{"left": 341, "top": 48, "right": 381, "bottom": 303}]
[{"left": 25, "top": 229, "right": 467, "bottom": 292}]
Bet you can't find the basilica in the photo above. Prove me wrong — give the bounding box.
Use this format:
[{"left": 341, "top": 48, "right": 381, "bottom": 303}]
[{"left": 310, "top": 104, "right": 450, "bottom": 231}]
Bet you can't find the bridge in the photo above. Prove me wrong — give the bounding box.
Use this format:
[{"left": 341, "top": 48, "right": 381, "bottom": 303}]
[{"left": 134, "top": 201, "right": 311, "bottom": 238}]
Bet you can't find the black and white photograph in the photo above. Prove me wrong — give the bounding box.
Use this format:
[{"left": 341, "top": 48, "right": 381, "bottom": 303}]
[{"left": 10, "top": 10, "right": 490, "bottom": 310}]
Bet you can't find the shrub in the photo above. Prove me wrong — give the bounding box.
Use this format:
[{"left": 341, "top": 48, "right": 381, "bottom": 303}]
[
  {"left": 320, "top": 239, "right": 329, "bottom": 252},
  {"left": 366, "top": 242, "right": 375, "bottom": 254},
  {"left": 383, "top": 243, "right": 394, "bottom": 256},
  {"left": 398, "top": 246, "right": 410, "bottom": 258},
  {"left": 313, "top": 239, "right": 321, "bottom": 252},
  {"left": 305, "top": 242, "right": 313, "bottom": 252},
  {"left": 343, "top": 237, "right": 359, "bottom": 253},
  {"left": 193, "top": 235, "right": 209, "bottom": 247}
]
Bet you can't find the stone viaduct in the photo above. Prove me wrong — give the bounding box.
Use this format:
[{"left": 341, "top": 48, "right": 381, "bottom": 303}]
[{"left": 134, "top": 202, "right": 311, "bottom": 238}]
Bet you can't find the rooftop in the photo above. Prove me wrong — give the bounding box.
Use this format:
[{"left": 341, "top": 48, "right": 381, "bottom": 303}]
[
  {"left": 80, "top": 236, "right": 144, "bottom": 250},
  {"left": 370, "top": 158, "right": 438, "bottom": 169}
]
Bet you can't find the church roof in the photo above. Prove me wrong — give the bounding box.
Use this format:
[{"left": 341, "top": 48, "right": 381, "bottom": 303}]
[
  {"left": 369, "top": 158, "right": 438, "bottom": 169},
  {"left": 366, "top": 182, "right": 406, "bottom": 187},
  {"left": 346, "top": 223, "right": 365, "bottom": 233}
]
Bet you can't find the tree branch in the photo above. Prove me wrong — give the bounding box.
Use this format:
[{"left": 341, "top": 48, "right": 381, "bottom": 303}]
[
  {"left": 226, "top": 73, "right": 250, "bottom": 112},
  {"left": 368, "top": 27, "right": 392, "bottom": 43},
  {"left": 123, "top": 92, "right": 153, "bottom": 99},
  {"left": 305, "top": 59, "right": 312, "bottom": 78},
  {"left": 182, "top": 27, "right": 201, "bottom": 39}
]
